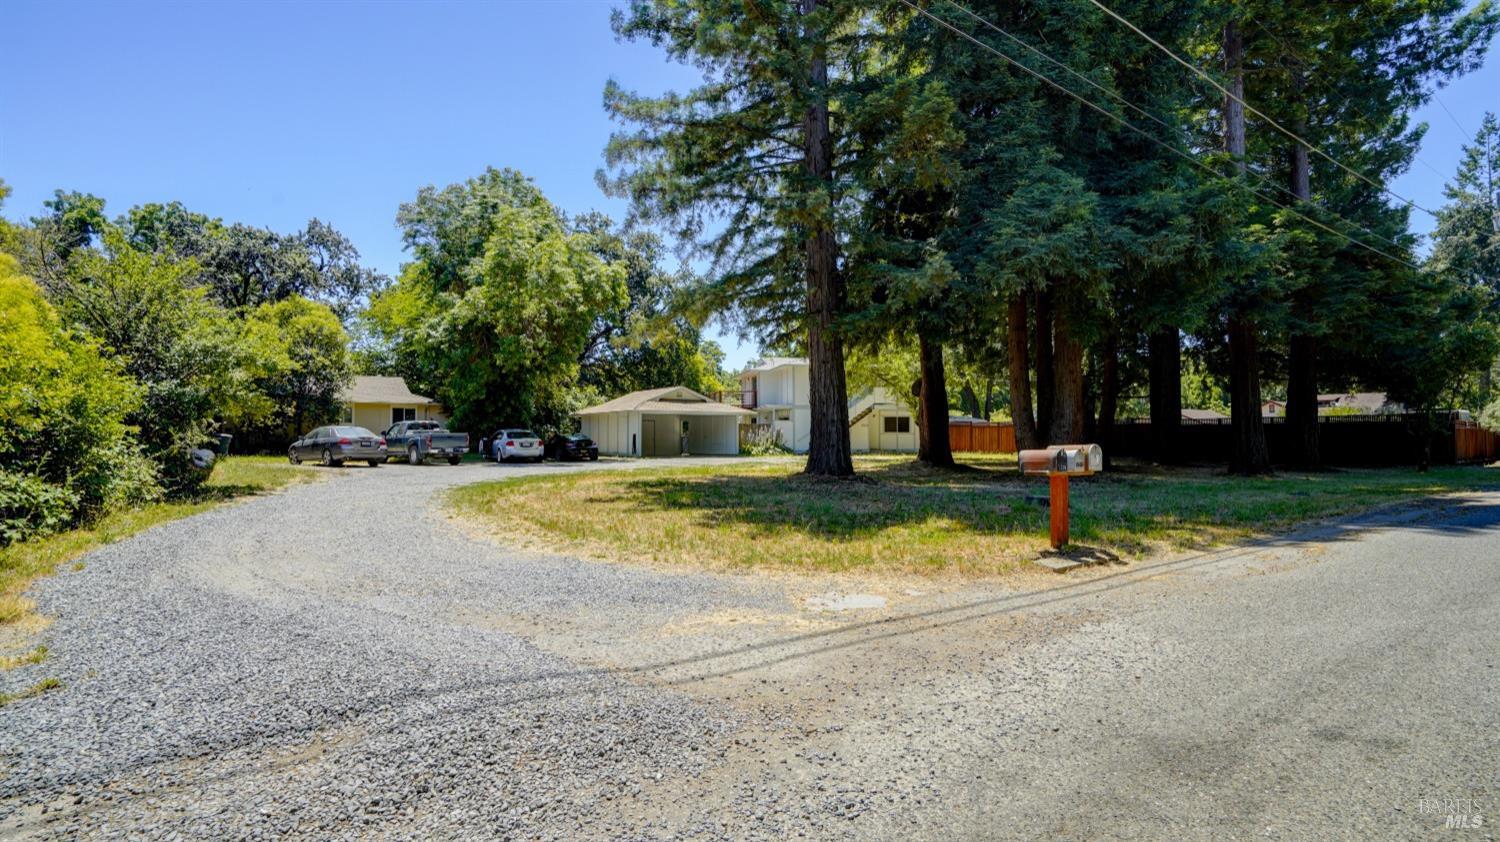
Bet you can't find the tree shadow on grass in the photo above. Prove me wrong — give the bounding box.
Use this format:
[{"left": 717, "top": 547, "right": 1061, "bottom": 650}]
[{"left": 581, "top": 457, "right": 1500, "bottom": 552}]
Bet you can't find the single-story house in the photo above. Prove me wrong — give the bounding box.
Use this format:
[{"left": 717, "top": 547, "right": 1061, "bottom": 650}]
[
  {"left": 1181, "top": 408, "right": 1230, "bottom": 423},
  {"left": 576, "top": 386, "right": 753, "bottom": 457},
  {"left": 342, "top": 376, "right": 447, "bottom": 434},
  {"left": 1318, "top": 392, "right": 1403, "bottom": 414}
]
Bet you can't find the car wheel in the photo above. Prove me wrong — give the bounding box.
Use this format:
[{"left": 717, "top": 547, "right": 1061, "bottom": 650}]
[
  {"left": 590, "top": 453, "right": 599, "bottom": 461},
  {"left": 289, "top": 449, "right": 301, "bottom": 465},
  {"left": 320, "top": 448, "right": 333, "bottom": 467},
  {"left": 408, "top": 446, "right": 421, "bottom": 465},
  {"left": 448, "top": 456, "right": 461, "bottom": 465},
  {"left": 368, "top": 459, "right": 382, "bottom": 467}
]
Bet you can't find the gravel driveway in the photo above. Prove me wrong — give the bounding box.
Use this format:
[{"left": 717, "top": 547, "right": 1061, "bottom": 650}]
[{"left": 1, "top": 460, "right": 1497, "bottom": 839}]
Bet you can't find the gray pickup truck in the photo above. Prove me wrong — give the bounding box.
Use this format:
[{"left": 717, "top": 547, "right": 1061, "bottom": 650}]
[{"left": 382, "top": 420, "right": 469, "bottom": 465}]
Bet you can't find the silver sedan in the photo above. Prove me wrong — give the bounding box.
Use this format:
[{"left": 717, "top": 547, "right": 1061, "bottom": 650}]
[{"left": 289, "top": 426, "right": 387, "bottom": 467}]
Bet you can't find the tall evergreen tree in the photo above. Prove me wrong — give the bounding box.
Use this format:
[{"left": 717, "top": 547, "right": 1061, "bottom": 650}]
[
  {"left": 1244, "top": 0, "right": 1497, "bottom": 467},
  {"left": 602, "top": 0, "right": 872, "bottom": 475}
]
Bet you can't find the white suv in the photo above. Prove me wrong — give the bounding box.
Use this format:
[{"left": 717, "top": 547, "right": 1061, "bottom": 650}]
[{"left": 492, "top": 429, "right": 544, "bottom": 463}]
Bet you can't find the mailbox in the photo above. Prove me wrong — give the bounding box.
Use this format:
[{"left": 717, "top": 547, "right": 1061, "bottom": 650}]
[
  {"left": 1018, "top": 443, "right": 1104, "bottom": 551},
  {"left": 1018, "top": 444, "right": 1103, "bottom": 477}
]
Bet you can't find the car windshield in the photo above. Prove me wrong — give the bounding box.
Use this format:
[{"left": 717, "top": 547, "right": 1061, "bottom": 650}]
[
  {"left": 508, "top": 430, "right": 538, "bottom": 440},
  {"left": 335, "top": 426, "right": 375, "bottom": 438},
  {"left": 567, "top": 434, "right": 590, "bottom": 441},
  {"left": 409, "top": 421, "right": 441, "bottom": 430}
]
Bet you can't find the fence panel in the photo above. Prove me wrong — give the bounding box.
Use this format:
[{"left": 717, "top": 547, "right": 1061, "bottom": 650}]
[
  {"left": 949, "top": 421, "right": 1017, "bottom": 454},
  {"left": 1455, "top": 420, "right": 1500, "bottom": 464}
]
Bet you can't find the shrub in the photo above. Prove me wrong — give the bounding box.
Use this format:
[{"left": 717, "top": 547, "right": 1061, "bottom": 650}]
[
  {"left": 0, "top": 255, "right": 158, "bottom": 543},
  {"left": 0, "top": 472, "right": 79, "bottom": 547},
  {"left": 739, "top": 424, "right": 791, "bottom": 457}
]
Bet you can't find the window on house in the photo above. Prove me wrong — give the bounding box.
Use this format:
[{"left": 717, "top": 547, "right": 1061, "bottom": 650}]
[
  {"left": 884, "top": 416, "right": 911, "bottom": 434},
  {"left": 392, "top": 407, "right": 416, "bottom": 424},
  {"left": 775, "top": 409, "right": 791, "bottom": 421}
]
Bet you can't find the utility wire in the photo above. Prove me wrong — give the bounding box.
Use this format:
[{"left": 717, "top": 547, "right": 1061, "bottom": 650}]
[
  {"left": 1434, "top": 96, "right": 1473, "bottom": 138},
  {"left": 937, "top": 0, "right": 1414, "bottom": 256},
  {"left": 898, "top": 0, "right": 1423, "bottom": 271},
  {"left": 1082, "top": 0, "right": 1439, "bottom": 218},
  {"left": 1245, "top": 15, "right": 1451, "bottom": 183}
]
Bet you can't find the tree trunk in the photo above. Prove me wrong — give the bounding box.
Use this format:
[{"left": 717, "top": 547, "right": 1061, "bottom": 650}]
[
  {"left": 1098, "top": 330, "right": 1120, "bottom": 469},
  {"left": 1286, "top": 333, "right": 1320, "bottom": 468},
  {"left": 1228, "top": 316, "right": 1272, "bottom": 475},
  {"left": 800, "top": 0, "right": 853, "bottom": 477},
  {"left": 1006, "top": 294, "right": 1040, "bottom": 450},
  {"left": 1033, "top": 287, "right": 1054, "bottom": 442},
  {"left": 1223, "top": 19, "right": 1271, "bottom": 475},
  {"left": 1148, "top": 327, "right": 1182, "bottom": 463},
  {"left": 960, "top": 382, "right": 980, "bottom": 420},
  {"left": 1049, "top": 301, "right": 1085, "bottom": 444},
  {"left": 1284, "top": 127, "right": 1321, "bottom": 469},
  {"left": 917, "top": 333, "right": 955, "bottom": 467}
]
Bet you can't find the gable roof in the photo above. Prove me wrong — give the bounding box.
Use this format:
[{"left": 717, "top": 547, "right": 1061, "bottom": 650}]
[
  {"left": 345, "top": 376, "right": 434, "bottom": 405},
  {"left": 741, "top": 356, "right": 807, "bottom": 376},
  {"left": 575, "top": 386, "right": 755, "bottom": 417},
  {"left": 1182, "top": 408, "right": 1229, "bottom": 421}
]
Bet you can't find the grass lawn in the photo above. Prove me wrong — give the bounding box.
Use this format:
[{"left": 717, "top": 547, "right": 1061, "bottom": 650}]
[
  {"left": 449, "top": 454, "right": 1498, "bottom": 576},
  {"left": 0, "top": 456, "right": 320, "bottom": 631}
]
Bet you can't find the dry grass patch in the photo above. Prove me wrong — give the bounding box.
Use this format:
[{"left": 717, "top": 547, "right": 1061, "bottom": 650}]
[{"left": 449, "top": 454, "right": 1498, "bottom": 576}]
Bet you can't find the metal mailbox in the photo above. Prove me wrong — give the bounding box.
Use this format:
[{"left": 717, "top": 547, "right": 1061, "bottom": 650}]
[
  {"left": 1018, "top": 443, "right": 1104, "bottom": 551},
  {"left": 1018, "top": 444, "right": 1103, "bottom": 477}
]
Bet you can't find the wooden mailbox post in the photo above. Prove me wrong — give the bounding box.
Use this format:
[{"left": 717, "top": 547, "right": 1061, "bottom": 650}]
[{"left": 1018, "top": 444, "right": 1103, "bottom": 549}]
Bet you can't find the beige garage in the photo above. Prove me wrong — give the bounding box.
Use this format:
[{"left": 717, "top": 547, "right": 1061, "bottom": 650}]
[{"left": 576, "top": 387, "right": 752, "bottom": 457}]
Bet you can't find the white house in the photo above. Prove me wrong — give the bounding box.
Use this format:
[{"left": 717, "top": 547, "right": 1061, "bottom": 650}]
[
  {"left": 736, "top": 357, "right": 919, "bottom": 453},
  {"left": 343, "top": 376, "right": 447, "bottom": 433},
  {"left": 848, "top": 388, "right": 919, "bottom": 452},
  {"left": 575, "top": 386, "right": 753, "bottom": 457},
  {"left": 738, "top": 356, "right": 813, "bottom": 451}
]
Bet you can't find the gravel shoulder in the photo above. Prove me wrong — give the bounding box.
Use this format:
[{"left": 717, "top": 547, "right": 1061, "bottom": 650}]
[{"left": 1, "top": 459, "right": 1496, "bottom": 839}]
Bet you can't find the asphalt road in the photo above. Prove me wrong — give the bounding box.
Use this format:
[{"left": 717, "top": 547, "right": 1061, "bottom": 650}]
[{"left": 1, "top": 459, "right": 1495, "bottom": 839}]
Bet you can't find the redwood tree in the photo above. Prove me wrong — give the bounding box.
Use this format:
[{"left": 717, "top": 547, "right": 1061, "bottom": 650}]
[{"left": 603, "top": 0, "right": 866, "bottom": 475}]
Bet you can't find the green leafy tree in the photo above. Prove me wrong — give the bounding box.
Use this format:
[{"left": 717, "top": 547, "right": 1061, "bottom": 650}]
[
  {"left": 119, "top": 202, "right": 384, "bottom": 319},
  {"left": 571, "top": 212, "right": 729, "bottom": 397},
  {"left": 371, "top": 168, "right": 627, "bottom": 436},
  {"left": 0, "top": 254, "right": 156, "bottom": 543},
  {"left": 53, "top": 230, "right": 254, "bottom": 492},
  {"left": 236, "top": 297, "right": 353, "bottom": 447}
]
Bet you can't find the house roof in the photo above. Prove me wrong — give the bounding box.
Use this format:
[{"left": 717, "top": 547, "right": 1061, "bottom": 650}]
[
  {"left": 1317, "top": 392, "right": 1395, "bottom": 412},
  {"left": 345, "top": 376, "right": 435, "bottom": 405},
  {"left": 1182, "top": 408, "right": 1229, "bottom": 421},
  {"left": 575, "top": 386, "right": 755, "bottom": 417},
  {"left": 741, "top": 356, "right": 807, "bottom": 377}
]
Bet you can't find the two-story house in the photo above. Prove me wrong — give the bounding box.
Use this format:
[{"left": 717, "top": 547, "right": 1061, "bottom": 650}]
[{"left": 736, "top": 357, "right": 918, "bottom": 453}]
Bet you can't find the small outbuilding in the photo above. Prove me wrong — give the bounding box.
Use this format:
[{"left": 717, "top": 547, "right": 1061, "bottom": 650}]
[{"left": 576, "top": 387, "right": 753, "bottom": 457}]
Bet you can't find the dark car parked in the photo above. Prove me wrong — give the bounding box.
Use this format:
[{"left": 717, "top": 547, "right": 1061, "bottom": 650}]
[
  {"left": 545, "top": 432, "right": 599, "bottom": 462},
  {"left": 289, "top": 425, "right": 386, "bottom": 467}
]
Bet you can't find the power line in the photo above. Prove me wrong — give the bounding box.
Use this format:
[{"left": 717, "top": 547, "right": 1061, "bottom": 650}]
[
  {"left": 936, "top": 0, "right": 1414, "bottom": 256},
  {"left": 1246, "top": 15, "right": 1451, "bottom": 184},
  {"left": 1433, "top": 96, "right": 1473, "bottom": 138},
  {"left": 898, "top": 0, "right": 1423, "bottom": 271},
  {"left": 1083, "top": 0, "right": 1440, "bottom": 218}
]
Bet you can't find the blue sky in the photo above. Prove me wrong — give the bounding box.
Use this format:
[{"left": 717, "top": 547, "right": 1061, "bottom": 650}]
[{"left": 2, "top": 0, "right": 1496, "bottom": 372}]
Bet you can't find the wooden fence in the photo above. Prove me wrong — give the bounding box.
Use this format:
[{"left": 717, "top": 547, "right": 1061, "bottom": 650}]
[
  {"left": 949, "top": 420, "right": 1016, "bottom": 453},
  {"left": 1454, "top": 420, "right": 1500, "bottom": 464}
]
